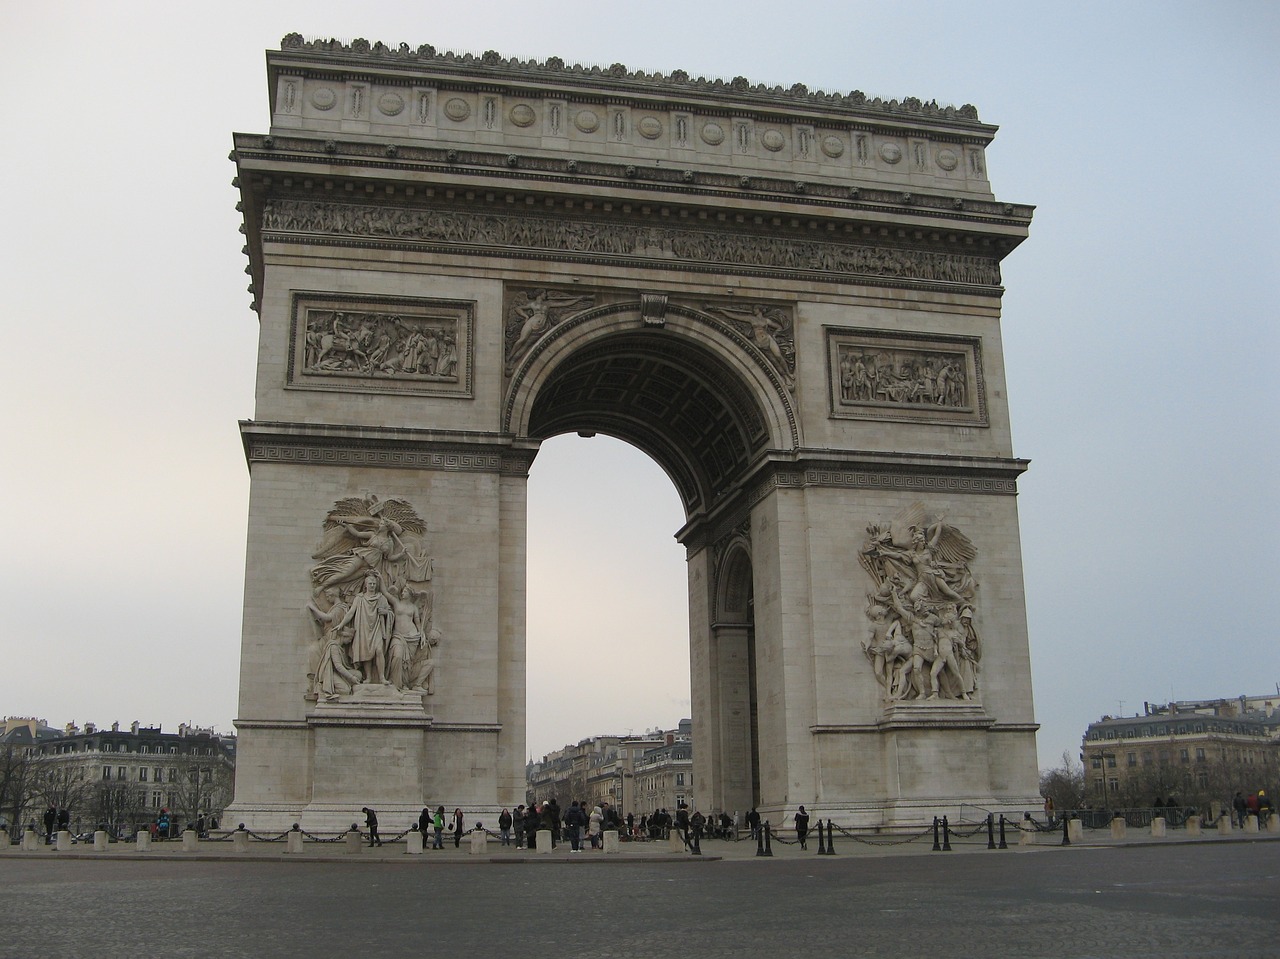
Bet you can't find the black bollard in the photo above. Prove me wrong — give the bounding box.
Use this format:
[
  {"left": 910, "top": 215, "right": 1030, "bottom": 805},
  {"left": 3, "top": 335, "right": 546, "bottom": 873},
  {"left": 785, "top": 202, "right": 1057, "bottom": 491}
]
[
  {"left": 824, "top": 818, "right": 837, "bottom": 856},
  {"left": 998, "top": 814, "right": 1008, "bottom": 850},
  {"left": 691, "top": 830, "right": 702, "bottom": 856},
  {"left": 942, "top": 815, "right": 952, "bottom": 851},
  {"left": 755, "top": 824, "right": 766, "bottom": 857},
  {"left": 1061, "top": 814, "right": 1071, "bottom": 846},
  {"left": 932, "top": 816, "right": 941, "bottom": 851},
  {"left": 762, "top": 822, "right": 774, "bottom": 857},
  {"left": 987, "top": 813, "right": 995, "bottom": 850}
]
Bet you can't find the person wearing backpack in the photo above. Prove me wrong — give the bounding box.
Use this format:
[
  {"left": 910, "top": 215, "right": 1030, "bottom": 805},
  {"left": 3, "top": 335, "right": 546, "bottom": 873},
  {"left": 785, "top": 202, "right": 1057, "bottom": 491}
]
[{"left": 432, "top": 806, "right": 445, "bottom": 849}]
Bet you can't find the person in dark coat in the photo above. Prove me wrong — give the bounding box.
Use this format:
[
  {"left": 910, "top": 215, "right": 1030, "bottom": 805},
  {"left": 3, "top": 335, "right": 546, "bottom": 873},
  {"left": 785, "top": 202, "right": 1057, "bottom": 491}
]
[
  {"left": 452, "top": 808, "right": 464, "bottom": 847},
  {"left": 794, "top": 805, "right": 811, "bottom": 850},
  {"left": 747, "top": 807, "right": 761, "bottom": 841},
  {"left": 417, "top": 807, "right": 431, "bottom": 836},
  {"left": 362, "top": 807, "right": 381, "bottom": 846},
  {"left": 43, "top": 807, "right": 56, "bottom": 844}
]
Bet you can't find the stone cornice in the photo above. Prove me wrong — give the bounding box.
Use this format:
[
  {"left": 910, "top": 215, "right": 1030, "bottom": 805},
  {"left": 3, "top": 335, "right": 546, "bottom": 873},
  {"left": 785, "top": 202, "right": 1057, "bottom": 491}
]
[
  {"left": 239, "top": 420, "right": 539, "bottom": 475},
  {"left": 275, "top": 33, "right": 990, "bottom": 130}
]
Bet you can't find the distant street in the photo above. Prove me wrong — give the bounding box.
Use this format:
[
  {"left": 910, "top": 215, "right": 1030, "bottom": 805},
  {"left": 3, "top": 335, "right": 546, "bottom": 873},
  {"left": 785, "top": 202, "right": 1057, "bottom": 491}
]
[{"left": 2, "top": 840, "right": 1277, "bottom": 958}]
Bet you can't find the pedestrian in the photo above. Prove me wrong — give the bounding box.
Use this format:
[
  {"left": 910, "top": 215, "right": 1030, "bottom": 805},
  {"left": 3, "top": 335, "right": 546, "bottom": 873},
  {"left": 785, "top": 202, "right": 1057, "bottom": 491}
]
[
  {"left": 548, "top": 797, "right": 562, "bottom": 845},
  {"left": 43, "top": 807, "right": 56, "bottom": 844},
  {"left": 1043, "top": 795, "right": 1055, "bottom": 825},
  {"left": 498, "top": 807, "right": 513, "bottom": 846},
  {"left": 1233, "top": 791, "right": 1248, "bottom": 828},
  {"left": 196, "top": 814, "right": 206, "bottom": 838},
  {"left": 362, "top": 806, "right": 381, "bottom": 847},
  {"left": 588, "top": 805, "right": 604, "bottom": 850},
  {"left": 1258, "top": 790, "right": 1273, "bottom": 828},
  {"left": 795, "top": 805, "right": 810, "bottom": 850},
  {"left": 432, "top": 806, "right": 445, "bottom": 848},
  {"left": 526, "top": 803, "right": 542, "bottom": 849},
  {"left": 564, "top": 801, "right": 584, "bottom": 852},
  {"left": 513, "top": 805, "right": 526, "bottom": 848},
  {"left": 57, "top": 808, "right": 70, "bottom": 837},
  {"left": 690, "top": 809, "right": 706, "bottom": 848},
  {"left": 675, "top": 804, "right": 691, "bottom": 848},
  {"left": 452, "top": 807, "right": 464, "bottom": 847},
  {"left": 747, "top": 807, "right": 761, "bottom": 842},
  {"left": 418, "top": 806, "right": 431, "bottom": 836}
]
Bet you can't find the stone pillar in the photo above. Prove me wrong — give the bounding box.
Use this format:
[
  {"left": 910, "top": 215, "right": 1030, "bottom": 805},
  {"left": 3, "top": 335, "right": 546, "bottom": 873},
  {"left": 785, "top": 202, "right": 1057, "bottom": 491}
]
[
  {"left": 668, "top": 831, "right": 686, "bottom": 853},
  {"left": 232, "top": 830, "right": 251, "bottom": 853},
  {"left": 1217, "top": 815, "right": 1232, "bottom": 836},
  {"left": 469, "top": 829, "right": 487, "bottom": 855},
  {"left": 1185, "top": 816, "right": 1201, "bottom": 837},
  {"left": 1018, "top": 820, "right": 1035, "bottom": 845},
  {"left": 345, "top": 829, "right": 363, "bottom": 853},
  {"left": 286, "top": 830, "right": 305, "bottom": 854},
  {"left": 135, "top": 830, "right": 151, "bottom": 850},
  {"left": 182, "top": 830, "right": 200, "bottom": 851},
  {"left": 22, "top": 829, "right": 39, "bottom": 851},
  {"left": 1244, "top": 814, "right": 1259, "bottom": 833},
  {"left": 405, "top": 830, "right": 423, "bottom": 854},
  {"left": 1150, "top": 817, "right": 1166, "bottom": 838},
  {"left": 94, "top": 830, "right": 109, "bottom": 851},
  {"left": 1067, "top": 819, "right": 1083, "bottom": 843},
  {"left": 56, "top": 830, "right": 72, "bottom": 851},
  {"left": 1268, "top": 816, "right": 1279, "bottom": 834},
  {"left": 602, "top": 830, "right": 620, "bottom": 854},
  {"left": 535, "top": 829, "right": 553, "bottom": 854},
  {"left": 1109, "top": 817, "right": 1127, "bottom": 840}
]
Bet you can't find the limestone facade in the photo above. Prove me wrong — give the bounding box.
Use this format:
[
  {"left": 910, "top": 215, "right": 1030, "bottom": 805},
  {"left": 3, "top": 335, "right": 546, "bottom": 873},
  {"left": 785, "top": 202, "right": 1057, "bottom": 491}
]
[{"left": 226, "top": 35, "right": 1040, "bottom": 831}]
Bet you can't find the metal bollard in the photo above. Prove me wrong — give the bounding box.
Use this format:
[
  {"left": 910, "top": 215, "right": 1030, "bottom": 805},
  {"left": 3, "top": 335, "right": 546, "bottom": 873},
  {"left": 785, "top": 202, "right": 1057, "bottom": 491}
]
[
  {"left": 755, "top": 824, "right": 765, "bottom": 856},
  {"left": 691, "top": 829, "right": 702, "bottom": 856},
  {"left": 823, "top": 818, "right": 836, "bottom": 856},
  {"left": 942, "top": 815, "right": 952, "bottom": 851},
  {"left": 998, "top": 814, "right": 1008, "bottom": 849},
  {"left": 761, "top": 822, "right": 774, "bottom": 857},
  {"left": 987, "top": 813, "right": 996, "bottom": 850},
  {"left": 1061, "top": 815, "right": 1071, "bottom": 846},
  {"left": 932, "top": 816, "right": 941, "bottom": 851}
]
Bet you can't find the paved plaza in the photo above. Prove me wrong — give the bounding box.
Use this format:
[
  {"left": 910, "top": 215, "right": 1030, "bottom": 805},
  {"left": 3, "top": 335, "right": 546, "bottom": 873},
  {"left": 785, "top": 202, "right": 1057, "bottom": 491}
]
[{"left": 3, "top": 834, "right": 1276, "bottom": 958}]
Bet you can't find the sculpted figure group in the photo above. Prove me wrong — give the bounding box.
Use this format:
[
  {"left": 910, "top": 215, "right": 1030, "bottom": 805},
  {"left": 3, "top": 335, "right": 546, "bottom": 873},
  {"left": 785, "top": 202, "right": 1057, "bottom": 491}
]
[
  {"left": 858, "top": 503, "right": 981, "bottom": 702},
  {"left": 303, "top": 310, "right": 458, "bottom": 380},
  {"left": 840, "top": 348, "right": 966, "bottom": 408},
  {"left": 305, "top": 495, "right": 440, "bottom": 701}
]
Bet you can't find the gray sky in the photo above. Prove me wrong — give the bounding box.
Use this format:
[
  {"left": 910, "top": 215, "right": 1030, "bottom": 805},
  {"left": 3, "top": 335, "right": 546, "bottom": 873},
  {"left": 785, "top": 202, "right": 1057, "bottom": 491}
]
[{"left": 3, "top": 1, "right": 1276, "bottom": 770}]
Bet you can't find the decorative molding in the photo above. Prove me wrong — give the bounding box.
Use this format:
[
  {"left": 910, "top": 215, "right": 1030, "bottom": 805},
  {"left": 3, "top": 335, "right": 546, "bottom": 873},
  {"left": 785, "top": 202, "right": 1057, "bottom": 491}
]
[
  {"left": 825, "top": 326, "right": 988, "bottom": 427},
  {"left": 261, "top": 199, "right": 1002, "bottom": 289},
  {"left": 287, "top": 291, "right": 473, "bottom": 398},
  {"left": 278, "top": 33, "right": 985, "bottom": 124},
  {"left": 239, "top": 421, "right": 538, "bottom": 475}
]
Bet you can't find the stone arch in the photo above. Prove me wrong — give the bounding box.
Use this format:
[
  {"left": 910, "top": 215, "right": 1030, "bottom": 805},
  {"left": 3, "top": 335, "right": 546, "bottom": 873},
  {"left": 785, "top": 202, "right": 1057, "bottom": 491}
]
[{"left": 504, "top": 299, "right": 799, "bottom": 516}]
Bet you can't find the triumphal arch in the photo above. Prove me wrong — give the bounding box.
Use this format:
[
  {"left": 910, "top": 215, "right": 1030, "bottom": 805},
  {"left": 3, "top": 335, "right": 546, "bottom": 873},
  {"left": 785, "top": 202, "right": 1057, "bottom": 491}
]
[{"left": 226, "top": 35, "right": 1040, "bottom": 830}]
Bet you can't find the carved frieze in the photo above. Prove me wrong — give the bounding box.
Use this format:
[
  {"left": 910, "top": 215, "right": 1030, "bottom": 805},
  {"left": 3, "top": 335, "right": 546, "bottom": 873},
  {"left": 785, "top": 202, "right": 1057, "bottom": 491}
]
[
  {"left": 262, "top": 199, "right": 1002, "bottom": 288},
  {"left": 503, "top": 288, "right": 595, "bottom": 373},
  {"left": 306, "top": 495, "right": 440, "bottom": 702},
  {"left": 858, "top": 503, "right": 981, "bottom": 704},
  {"left": 826, "top": 327, "right": 987, "bottom": 427},
  {"left": 703, "top": 303, "right": 796, "bottom": 390},
  {"left": 288, "top": 292, "right": 473, "bottom": 397}
]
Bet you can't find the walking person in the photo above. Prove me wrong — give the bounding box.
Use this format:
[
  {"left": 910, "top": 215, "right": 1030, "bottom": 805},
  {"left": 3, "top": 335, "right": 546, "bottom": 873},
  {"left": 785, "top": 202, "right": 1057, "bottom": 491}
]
[
  {"left": 43, "top": 807, "right": 56, "bottom": 845},
  {"left": 512, "top": 805, "right": 526, "bottom": 848},
  {"left": 418, "top": 806, "right": 431, "bottom": 837},
  {"left": 747, "top": 807, "right": 761, "bottom": 842},
  {"left": 564, "top": 801, "right": 585, "bottom": 852},
  {"left": 1233, "top": 791, "right": 1248, "bottom": 829},
  {"left": 498, "top": 808, "right": 513, "bottom": 846},
  {"left": 588, "top": 805, "right": 604, "bottom": 850},
  {"left": 452, "top": 807, "right": 464, "bottom": 848},
  {"left": 362, "top": 807, "right": 382, "bottom": 847},
  {"left": 795, "top": 805, "right": 810, "bottom": 850}
]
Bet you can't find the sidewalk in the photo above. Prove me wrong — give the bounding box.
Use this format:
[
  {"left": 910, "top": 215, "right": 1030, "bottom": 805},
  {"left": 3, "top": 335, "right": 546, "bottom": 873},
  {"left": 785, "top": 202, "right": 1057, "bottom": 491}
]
[{"left": 4, "top": 824, "right": 1277, "bottom": 865}]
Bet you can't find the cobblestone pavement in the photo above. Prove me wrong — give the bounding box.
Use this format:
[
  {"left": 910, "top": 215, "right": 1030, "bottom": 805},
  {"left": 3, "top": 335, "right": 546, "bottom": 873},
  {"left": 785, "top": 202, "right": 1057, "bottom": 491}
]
[{"left": 2, "top": 839, "right": 1277, "bottom": 958}]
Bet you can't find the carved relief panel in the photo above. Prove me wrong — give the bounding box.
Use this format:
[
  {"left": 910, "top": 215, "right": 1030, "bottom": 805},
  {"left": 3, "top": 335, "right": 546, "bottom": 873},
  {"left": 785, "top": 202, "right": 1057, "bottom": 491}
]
[
  {"left": 825, "top": 327, "right": 986, "bottom": 427},
  {"left": 288, "top": 292, "right": 473, "bottom": 397}
]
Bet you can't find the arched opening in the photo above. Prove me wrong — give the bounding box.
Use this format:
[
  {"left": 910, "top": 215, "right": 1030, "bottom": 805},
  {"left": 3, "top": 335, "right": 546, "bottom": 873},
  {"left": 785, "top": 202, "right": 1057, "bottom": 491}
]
[{"left": 524, "top": 434, "right": 690, "bottom": 759}]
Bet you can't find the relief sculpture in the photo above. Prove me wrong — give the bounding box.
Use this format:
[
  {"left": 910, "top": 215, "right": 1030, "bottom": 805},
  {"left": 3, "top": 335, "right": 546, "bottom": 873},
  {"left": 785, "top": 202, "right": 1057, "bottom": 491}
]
[
  {"left": 838, "top": 345, "right": 966, "bottom": 408},
  {"left": 858, "top": 503, "right": 981, "bottom": 702},
  {"left": 303, "top": 309, "right": 458, "bottom": 381},
  {"left": 305, "top": 495, "right": 439, "bottom": 700},
  {"left": 704, "top": 303, "right": 796, "bottom": 390},
  {"left": 504, "top": 289, "right": 594, "bottom": 373}
]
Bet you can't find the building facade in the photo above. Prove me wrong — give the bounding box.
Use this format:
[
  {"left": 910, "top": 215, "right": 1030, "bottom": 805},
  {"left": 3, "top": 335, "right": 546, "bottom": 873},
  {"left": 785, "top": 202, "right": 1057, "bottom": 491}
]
[{"left": 1081, "top": 697, "right": 1279, "bottom": 809}]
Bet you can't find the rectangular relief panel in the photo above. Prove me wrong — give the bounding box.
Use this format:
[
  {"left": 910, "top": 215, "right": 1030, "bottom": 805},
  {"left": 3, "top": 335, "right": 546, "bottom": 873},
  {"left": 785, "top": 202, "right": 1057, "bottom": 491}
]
[
  {"left": 825, "top": 326, "right": 987, "bottom": 427},
  {"left": 288, "top": 291, "right": 474, "bottom": 398}
]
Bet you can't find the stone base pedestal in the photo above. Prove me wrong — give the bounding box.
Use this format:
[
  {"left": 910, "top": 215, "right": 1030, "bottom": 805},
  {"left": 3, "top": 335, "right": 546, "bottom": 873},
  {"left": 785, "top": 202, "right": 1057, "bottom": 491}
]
[
  {"left": 345, "top": 830, "right": 363, "bottom": 853},
  {"left": 1110, "top": 817, "right": 1127, "bottom": 840},
  {"left": 1268, "top": 816, "right": 1279, "bottom": 834},
  {"left": 1150, "top": 817, "right": 1166, "bottom": 838},
  {"left": 406, "top": 831, "right": 423, "bottom": 854},
  {"left": 469, "top": 830, "right": 487, "bottom": 855},
  {"left": 1244, "top": 815, "right": 1259, "bottom": 833},
  {"left": 1067, "top": 819, "right": 1083, "bottom": 843},
  {"left": 232, "top": 830, "right": 250, "bottom": 853},
  {"left": 1218, "top": 816, "right": 1233, "bottom": 836},
  {"left": 535, "top": 829, "right": 553, "bottom": 854},
  {"left": 668, "top": 832, "right": 687, "bottom": 853},
  {"left": 55, "top": 831, "right": 71, "bottom": 851},
  {"left": 1018, "top": 821, "right": 1035, "bottom": 845},
  {"left": 287, "top": 830, "right": 305, "bottom": 854},
  {"left": 22, "top": 829, "right": 38, "bottom": 851},
  {"left": 135, "top": 831, "right": 151, "bottom": 851},
  {"left": 182, "top": 830, "right": 199, "bottom": 851},
  {"left": 1185, "top": 816, "right": 1201, "bottom": 837},
  {"left": 94, "top": 830, "right": 108, "bottom": 851},
  {"left": 602, "top": 830, "right": 620, "bottom": 854}
]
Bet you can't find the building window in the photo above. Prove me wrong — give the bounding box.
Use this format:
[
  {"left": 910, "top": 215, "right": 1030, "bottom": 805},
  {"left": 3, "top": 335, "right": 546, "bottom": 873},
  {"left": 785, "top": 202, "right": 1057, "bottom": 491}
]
[
  {"left": 676, "top": 773, "right": 684, "bottom": 786},
  {"left": 1195, "top": 748, "right": 1205, "bottom": 762},
  {"left": 1091, "top": 756, "right": 1102, "bottom": 769},
  {"left": 1108, "top": 778, "right": 1119, "bottom": 794},
  {"left": 1142, "top": 751, "right": 1153, "bottom": 766},
  {"left": 168, "top": 768, "right": 176, "bottom": 782},
  {"left": 1179, "top": 749, "right": 1189, "bottom": 763},
  {"left": 139, "top": 768, "right": 148, "bottom": 782},
  {"left": 118, "top": 766, "right": 126, "bottom": 780},
  {"left": 1127, "top": 753, "right": 1137, "bottom": 767},
  {"left": 1106, "top": 756, "right": 1117, "bottom": 768},
  {"left": 102, "top": 767, "right": 111, "bottom": 780}
]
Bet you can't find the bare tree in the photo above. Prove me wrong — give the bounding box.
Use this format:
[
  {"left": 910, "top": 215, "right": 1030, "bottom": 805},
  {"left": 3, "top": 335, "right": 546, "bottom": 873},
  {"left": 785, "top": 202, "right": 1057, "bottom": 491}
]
[
  {"left": 0, "top": 746, "right": 39, "bottom": 831},
  {"left": 1039, "top": 750, "right": 1087, "bottom": 811}
]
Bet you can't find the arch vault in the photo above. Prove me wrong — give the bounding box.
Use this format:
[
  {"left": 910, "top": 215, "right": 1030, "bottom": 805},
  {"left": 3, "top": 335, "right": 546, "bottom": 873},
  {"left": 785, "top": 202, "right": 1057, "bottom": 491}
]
[{"left": 226, "top": 36, "right": 1040, "bottom": 830}]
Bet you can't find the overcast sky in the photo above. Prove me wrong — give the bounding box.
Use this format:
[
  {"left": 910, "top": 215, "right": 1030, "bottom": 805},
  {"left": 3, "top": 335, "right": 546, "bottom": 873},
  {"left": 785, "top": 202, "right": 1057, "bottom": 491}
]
[{"left": 3, "top": 1, "right": 1276, "bottom": 772}]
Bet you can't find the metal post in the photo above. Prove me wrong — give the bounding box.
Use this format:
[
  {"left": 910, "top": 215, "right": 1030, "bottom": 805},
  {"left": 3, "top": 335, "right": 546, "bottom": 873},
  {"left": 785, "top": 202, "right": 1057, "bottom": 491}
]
[
  {"left": 942, "top": 815, "right": 952, "bottom": 851},
  {"left": 762, "top": 821, "right": 774, "bottom": 857},
  {"left": 987, "top": 813, "right": 996, "bottom": 849},
  {"left": 998, "top": 814, "right": 1008, "bottom": 849},
  {"left": 1061, "top": 813, "right": 1071, "bottom": 846},
  {"left": 755, "top": 822, "right": 766, "bottom": 856},
  {"left": 932, "top": 816, "right": 941, "bottom": 851},
  {"left": 824, "top": 818, "right": 836, "bottom": 856}
]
